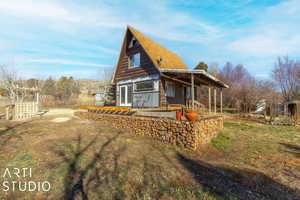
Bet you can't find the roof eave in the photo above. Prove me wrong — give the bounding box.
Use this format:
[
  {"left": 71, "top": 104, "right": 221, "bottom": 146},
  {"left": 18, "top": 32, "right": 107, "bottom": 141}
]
[{"left": 159, "top": 68, "right": 229, "bottom": 88}]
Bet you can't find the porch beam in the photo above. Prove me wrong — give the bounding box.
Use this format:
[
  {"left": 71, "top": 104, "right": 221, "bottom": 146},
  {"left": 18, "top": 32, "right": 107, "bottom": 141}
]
[
  {"left": 162, "top": 73, "right": 221, "bottom": 89},
  {"left": 191, "top": 73, "right": 194, "bottom": 109},
  {"left": 194, "top": 75, "right": 213, "bottom": 86},
  {"left": 160, "top": 73, "right": 191, "bottom": 86}
]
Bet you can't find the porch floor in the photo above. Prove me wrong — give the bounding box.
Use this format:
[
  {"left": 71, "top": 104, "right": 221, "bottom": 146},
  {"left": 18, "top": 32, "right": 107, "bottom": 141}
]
[{"left": 134, "top": 110, "right": 179, "bottom": 119}]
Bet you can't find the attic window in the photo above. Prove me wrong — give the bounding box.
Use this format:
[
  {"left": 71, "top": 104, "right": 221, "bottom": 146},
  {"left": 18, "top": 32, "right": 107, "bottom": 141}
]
[
  {"left": 128, "top": 37, "right": 137, "bottom": 48},
  {"left": 129, "top": 53, "right": 141, "bottom": 68}
]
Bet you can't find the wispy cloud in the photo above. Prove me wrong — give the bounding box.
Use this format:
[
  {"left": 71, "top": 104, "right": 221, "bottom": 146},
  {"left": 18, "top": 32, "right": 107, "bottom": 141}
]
[
  {"left": 26, "top": 58, "right": 110, "bottom": 68},
  {"left": 227, "top": 0, "right": 300, "bottom": 58},
  {"left": 0, "top": 0, "right": 298, "bottom": 79},
  {"left": 0, "top": 0, "right": 223, "bottom": 44},
  {"left": 0, "top": 0, "right": 74, "bottom": 21}
]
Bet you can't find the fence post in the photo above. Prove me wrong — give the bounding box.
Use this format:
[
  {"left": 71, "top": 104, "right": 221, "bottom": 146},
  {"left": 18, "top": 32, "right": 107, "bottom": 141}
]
[{"left": 6, "top": 106, "right": 9, "bottom": 120}]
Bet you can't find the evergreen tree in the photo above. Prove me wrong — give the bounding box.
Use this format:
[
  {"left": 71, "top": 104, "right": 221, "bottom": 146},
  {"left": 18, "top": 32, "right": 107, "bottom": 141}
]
[
  {"left": 194, "top": 62, "right": 208, "bottom": 71},
  {"left": 42, "top": 77, "right": 56, "bottom": 96}
]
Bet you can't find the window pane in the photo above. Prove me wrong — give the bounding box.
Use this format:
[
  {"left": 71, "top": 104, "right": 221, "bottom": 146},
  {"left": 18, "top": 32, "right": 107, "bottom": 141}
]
[
  {"left": 166, "top": 81, "right": 175, "bottom": 97},
  {"left": 129, "top": 53, "right": 140, "bottom": 67},
  {"left": 130, "top": 56, "right": 134, "bottom": 67},
  {"left": 135, "top": 81, "right": 154, "bottom": 91},
  {"left": 134, "top": 53, "right": 140, "bottom": 67},
  {"left": 121, "top": 87, "right": 126, "bottom": 104},
  {"left": 127, "top": 85, "right": 132, "bottom": 104},
  {"left": 186, "top": 87, "right": 191, "bottom": 98}
]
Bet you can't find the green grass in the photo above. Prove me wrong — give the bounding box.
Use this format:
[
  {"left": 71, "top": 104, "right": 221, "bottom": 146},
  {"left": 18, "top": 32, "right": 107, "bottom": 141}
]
[
  {"left": 211, "top": 133, "right": 232, "bottom": 152},
  {"left": 6, "top": 152, "right": 36, "bottom": 168}
]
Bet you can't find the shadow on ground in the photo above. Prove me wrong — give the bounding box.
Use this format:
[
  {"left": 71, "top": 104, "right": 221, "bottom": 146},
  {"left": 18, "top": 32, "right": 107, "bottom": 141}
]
[
  {"left": 53, "top": 132, "right": 225, "bottom": 200},
  {"left": 280, "top": 143, "right": 300, "bottom": 158},
  {"left": 177, "top": 153, "right": 300, "bottom": 200},
  {"left": 54, "top": 133, "right": 180, "bottom": 200},
  {"left": 54, "top": 132, "right": 128, "bottom": 200},
  {"left": 49, "top": 128, "right": 300, "bottom": 200}
]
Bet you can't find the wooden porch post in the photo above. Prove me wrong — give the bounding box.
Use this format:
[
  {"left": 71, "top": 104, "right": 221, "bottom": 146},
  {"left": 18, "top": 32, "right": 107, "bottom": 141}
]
[
  {"left": 191, "top": 73, "right": 194, "bottom": 109},
  {"left": 284, "top": 104, "right": 287, "bottom": 116},
  {"left": 220, "top": 89, "right": 223, "bottom": 113},
  {"left": 214, "top": 88, "right": 217, "bottom": 114},
  {"left": 208, "top": 87, "right": 211, "bottom": 114}
]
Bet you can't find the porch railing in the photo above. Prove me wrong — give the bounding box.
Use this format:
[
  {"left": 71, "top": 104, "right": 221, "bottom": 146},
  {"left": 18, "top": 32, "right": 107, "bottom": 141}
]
[{"left": 185, "top": 99, "right": 206, "bottom": 113}]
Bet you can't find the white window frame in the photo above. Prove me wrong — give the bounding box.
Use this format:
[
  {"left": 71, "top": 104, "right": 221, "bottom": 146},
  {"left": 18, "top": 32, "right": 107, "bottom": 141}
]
[
  {"left": 165, "top": 81, "right": 175, "bottom": 97},
  {"left": 129, "top": 53, "right": 141, "bottom": 68}
]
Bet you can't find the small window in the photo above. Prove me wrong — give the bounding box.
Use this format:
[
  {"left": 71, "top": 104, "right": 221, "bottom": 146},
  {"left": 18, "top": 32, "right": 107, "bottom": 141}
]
[
  {"left": 166, "top": 81, "right": 175, "bottom": 97},
  {"left": 135, "top": 81, "right": 154, "bottom": 91},
  {"left": 128, "top": 37, "right": 137, "bottom": 48},
  {"left": 129, "top": 53, "right": 141, "bottom": 68}
]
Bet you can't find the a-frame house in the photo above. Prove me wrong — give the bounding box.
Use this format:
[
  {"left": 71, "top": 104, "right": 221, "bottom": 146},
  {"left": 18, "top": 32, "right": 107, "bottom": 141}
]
[{"left": 112, "top": 26, "right": 228, "bottom": 109}]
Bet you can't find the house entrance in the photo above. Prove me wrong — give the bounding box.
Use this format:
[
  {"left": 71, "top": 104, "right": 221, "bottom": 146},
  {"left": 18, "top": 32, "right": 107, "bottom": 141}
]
[{"left": 120, "top": 85, "right": 132, "bottom": 106}]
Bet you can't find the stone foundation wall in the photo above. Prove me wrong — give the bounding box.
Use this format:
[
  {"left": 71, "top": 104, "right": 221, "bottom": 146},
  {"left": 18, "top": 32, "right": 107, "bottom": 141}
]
[{"left": 75, "top": 112, "right": 223, "bottom": 150}]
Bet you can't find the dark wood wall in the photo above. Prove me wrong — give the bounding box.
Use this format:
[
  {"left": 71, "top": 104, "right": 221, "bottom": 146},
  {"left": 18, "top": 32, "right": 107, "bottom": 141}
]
[
  {"left": 160, "top": 80, "right": 167, "bottom": 107},
  {"left": 114, "top": 32, "right": 159, "bottom": 82}
]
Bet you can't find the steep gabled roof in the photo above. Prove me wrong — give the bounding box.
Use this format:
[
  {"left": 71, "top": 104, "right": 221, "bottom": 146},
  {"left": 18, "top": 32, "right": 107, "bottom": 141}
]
[{"left": 128, "top": 26, "right": 188, "bottom": 70}]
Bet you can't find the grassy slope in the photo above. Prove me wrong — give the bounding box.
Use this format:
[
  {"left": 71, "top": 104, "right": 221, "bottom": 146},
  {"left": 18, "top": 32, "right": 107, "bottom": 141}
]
[{"left": 0, "top": 115, "right": 299, "bottom": 200}]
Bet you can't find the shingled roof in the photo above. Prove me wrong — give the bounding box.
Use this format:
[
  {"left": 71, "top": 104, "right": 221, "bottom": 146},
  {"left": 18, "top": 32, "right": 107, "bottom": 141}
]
[{"left": 128, "top": 26, "right": 188, "bottom": 70}]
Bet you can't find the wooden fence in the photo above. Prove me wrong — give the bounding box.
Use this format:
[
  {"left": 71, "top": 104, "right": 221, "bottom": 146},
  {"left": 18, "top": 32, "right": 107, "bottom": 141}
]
[{"left": 6, "top": 102, "right": 39, "bottom": 120}]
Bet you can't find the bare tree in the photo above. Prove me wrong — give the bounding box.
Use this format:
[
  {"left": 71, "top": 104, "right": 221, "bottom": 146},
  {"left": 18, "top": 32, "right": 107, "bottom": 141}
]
[
  {"left": 272, "top": 56, "right": 300, "bottom": 102},
  {"left": 0, "top": 64, "right": 20, "bottom": 104},
  {"left": 98, "top": 67, "right": 114, "bottom": 81},
  {"left": 0, "top": 65, "right": 35, "bottom": 104},
  {"left": 218, "top": 63, "right": 276, "bottom": 113}
]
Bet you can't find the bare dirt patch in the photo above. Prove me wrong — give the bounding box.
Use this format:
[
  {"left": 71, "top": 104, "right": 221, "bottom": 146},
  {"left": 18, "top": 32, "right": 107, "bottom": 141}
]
[
  {"left": 43, "top": 108, "right": 77, "bottom": 116},
  {"left": 51, "top": 117, "right": 71, "bottom": 123}
]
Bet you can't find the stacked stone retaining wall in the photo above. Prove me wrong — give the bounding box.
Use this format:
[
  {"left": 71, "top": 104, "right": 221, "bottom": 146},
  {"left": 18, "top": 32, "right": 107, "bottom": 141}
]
[{"left": 75, "top": 112, "right": 223, "bottom": 150}]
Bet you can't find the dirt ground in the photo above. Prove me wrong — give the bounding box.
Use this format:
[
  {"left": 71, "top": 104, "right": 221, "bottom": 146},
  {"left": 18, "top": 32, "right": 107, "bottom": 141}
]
[
  {"left": 0, "top": 111, "right": 299, "bottom": 200},
  {"left": 42, "top": 108, "right": 79, "bottom": 116}
]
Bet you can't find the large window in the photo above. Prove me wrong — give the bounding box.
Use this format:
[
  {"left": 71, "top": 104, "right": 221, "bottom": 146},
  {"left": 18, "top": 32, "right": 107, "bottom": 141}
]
[
  {"left": 129, "top": 53, "right": 141, "bottom": 68},
  {"left": 135, "top": 81, "right": 154, "bottom": 91},
  {"left": 166, "top": 81, "right": 175, "bottom": 97}
]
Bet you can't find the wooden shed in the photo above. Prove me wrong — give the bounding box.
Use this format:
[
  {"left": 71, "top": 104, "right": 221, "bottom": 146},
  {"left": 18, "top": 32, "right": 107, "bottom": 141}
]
[{"left": 286, "top": 100, "right": 300, "bottom": 123}]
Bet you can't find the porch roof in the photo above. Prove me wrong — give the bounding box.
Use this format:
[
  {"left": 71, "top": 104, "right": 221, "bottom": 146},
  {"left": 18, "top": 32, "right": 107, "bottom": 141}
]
[{"left": 159, "top": 69, "right": 229, "bottom": 88}]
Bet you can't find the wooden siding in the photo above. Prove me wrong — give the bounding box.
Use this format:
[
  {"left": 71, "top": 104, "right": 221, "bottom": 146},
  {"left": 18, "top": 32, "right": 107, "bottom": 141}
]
[
  {"left": 114, "top": 32, "right": 159, "bottom": 82},
  {"left": 160, "top": 80, "right": 167, "bottom": 107}
]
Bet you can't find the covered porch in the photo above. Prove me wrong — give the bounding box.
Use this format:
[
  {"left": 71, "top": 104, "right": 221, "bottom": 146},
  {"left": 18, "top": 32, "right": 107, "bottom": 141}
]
[{"left": 160, "top": 69, "right": 229, "bottom": 114}]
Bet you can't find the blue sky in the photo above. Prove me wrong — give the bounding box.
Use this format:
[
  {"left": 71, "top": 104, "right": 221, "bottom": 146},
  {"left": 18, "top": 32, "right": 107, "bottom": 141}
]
[{"left": 0, "top": 0, "right": 299, "bottom": 80}]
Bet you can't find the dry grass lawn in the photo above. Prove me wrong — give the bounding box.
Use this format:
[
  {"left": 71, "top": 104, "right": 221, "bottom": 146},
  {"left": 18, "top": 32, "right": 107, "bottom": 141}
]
[{"left": 0, "top": 113, "right": 299, "bottom": 200}]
